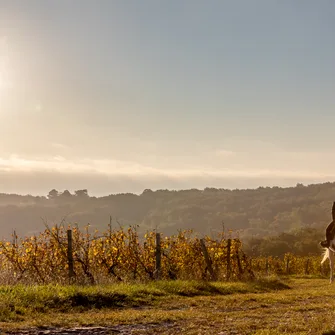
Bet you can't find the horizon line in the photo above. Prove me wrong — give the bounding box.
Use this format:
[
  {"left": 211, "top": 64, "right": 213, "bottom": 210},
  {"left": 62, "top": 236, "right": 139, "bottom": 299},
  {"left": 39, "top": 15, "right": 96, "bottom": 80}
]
[{"left": 2, "top": 180, "right": 334, "bottom": 198}]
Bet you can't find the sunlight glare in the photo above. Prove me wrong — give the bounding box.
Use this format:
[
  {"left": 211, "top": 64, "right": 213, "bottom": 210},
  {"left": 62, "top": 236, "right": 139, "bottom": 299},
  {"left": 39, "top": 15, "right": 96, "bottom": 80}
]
[
  {"left": 0, "top": 71, "right": 4, "bottom": 90},
  {"left": 0, "top": 69, "right": 12, "bottom": 94}
]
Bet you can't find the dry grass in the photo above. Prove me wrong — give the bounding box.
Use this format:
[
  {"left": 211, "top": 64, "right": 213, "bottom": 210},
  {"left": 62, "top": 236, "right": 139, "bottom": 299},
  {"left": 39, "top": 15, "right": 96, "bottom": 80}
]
[{"left": 1, "top": 277, "right": 335, "bottom": 334}]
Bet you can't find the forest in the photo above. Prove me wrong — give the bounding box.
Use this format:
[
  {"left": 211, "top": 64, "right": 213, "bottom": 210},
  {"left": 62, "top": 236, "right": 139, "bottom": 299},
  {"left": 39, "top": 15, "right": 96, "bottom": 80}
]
[{"left": 0, "top": 181, "right": 333, "bottom": 257}]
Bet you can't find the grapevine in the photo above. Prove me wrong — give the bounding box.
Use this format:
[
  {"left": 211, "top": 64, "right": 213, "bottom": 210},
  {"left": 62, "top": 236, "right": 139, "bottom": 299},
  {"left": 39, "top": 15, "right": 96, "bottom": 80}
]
[{"left": 0, "top": 224, "right": 325, "bottom": 285}]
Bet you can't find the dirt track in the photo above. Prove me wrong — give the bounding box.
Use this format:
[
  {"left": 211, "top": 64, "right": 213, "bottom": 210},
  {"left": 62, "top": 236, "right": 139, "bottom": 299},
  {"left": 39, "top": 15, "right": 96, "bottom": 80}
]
[{"left": 4, "top": 322, "right": 179, "bottom": 335}]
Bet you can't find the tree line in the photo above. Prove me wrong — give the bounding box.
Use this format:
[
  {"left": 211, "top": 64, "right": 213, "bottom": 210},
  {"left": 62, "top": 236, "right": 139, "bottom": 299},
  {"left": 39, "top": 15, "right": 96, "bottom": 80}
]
[{"left": 0, "top": 182, "right": 333, "bottom": 256}]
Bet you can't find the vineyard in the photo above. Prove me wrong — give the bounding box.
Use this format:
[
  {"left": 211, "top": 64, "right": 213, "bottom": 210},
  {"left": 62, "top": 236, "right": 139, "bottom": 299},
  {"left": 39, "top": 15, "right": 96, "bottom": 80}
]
[{"left": 0, "top": 224, "right": 327, "bottom": 285}]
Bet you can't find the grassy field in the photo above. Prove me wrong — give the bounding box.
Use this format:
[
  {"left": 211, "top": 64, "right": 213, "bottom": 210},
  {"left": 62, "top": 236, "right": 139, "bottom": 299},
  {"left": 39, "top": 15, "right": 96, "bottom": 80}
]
[{"left": 1, "top": 276, "right": 335, "bottom": 334}]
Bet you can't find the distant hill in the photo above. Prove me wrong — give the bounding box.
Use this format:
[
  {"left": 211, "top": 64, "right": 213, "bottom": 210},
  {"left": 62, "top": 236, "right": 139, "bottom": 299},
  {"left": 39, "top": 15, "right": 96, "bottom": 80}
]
[{"left": 0, "top": 182, "right": 333, "bottom": 243}]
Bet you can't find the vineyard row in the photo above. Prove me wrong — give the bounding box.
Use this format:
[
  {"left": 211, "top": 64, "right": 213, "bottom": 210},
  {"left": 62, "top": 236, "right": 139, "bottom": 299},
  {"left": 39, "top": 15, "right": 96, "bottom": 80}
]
[{"left": 0, "top": 224, "right": 326, "bottom": 285}]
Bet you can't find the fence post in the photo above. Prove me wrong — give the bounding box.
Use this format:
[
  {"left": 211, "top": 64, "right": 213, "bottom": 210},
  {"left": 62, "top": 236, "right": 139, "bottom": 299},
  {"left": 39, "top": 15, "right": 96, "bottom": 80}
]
[
  {"left": 305, "top": 259, "right": 310, "bottom": 275},
  {"left": 266, "top": 258, "right": 269, "bottom": 275},
  {"left": 226, "top": 239, "right": 232, "bottom": 280},
  {"left": 154, "top": 233, "right": 161, "bottom": 280},
  {"left": 200, "top": 239, "right": 216, "bottom": 281},
  {"left": 12, "top": 229, "right": 17, "bottom": 247},
  {"left": 236, "top": 249, "right": 243, "bottom": 278},
  {"left": 67, "top": 229, "right": 75, "bottom": 283}
]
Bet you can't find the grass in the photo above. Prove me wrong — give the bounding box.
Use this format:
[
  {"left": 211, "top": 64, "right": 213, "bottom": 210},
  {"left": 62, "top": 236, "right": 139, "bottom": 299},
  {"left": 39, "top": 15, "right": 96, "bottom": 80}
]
[
  {"left": 1, "top": 277, "right": 335, "bottom": 334},
  {"left": 0, "top": 277, "right": 288, "bottom": 316}
]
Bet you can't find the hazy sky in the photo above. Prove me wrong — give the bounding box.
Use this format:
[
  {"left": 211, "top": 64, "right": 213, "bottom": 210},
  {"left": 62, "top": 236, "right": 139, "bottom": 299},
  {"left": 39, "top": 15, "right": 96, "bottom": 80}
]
[{"left": 0, "top": 1, "right": 335, "bottom": 196}]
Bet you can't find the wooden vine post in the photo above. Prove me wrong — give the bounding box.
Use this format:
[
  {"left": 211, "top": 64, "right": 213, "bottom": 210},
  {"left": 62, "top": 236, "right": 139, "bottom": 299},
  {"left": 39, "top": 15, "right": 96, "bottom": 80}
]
[
  {"left": 226, "top": 238, "right": 232, "bottom": 280},
  {"left": 236, "top": 248, "right": 243, "bottom": 278},
  {"left": 67, "top": 229, "right": 75, "bottom": 283},
  {"left": 305, "top": 259, "right": 310, "bottom": 275},
  {"left": 286, "top": 256, "right": 290, "bottom": 274},
  {"left": 266, "top": 257, "right": 269, "bottom": 275},
  {"left": 154, "top": 232, "right": 161, "bottom": 280},
  {"left": 200, "top": 238, "right": 216, "bottom": 281}
]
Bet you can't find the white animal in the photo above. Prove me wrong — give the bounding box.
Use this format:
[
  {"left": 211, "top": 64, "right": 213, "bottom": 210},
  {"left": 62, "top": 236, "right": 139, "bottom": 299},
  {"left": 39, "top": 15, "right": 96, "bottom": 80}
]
[{"left": 321, "top": 240, "right": 335, "bottom": 283}]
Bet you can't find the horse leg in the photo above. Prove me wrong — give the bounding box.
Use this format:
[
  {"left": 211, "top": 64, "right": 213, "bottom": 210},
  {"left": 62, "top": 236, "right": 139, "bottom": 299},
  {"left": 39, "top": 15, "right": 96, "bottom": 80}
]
[{"left": 330, "top": 251, "right": 334, "bottom": 284}]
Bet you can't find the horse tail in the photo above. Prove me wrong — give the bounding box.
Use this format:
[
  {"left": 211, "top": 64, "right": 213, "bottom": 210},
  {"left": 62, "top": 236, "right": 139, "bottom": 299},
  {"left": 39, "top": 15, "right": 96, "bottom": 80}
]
[{"left": 322, "top": 248, "right": 329, "bottom": 264}]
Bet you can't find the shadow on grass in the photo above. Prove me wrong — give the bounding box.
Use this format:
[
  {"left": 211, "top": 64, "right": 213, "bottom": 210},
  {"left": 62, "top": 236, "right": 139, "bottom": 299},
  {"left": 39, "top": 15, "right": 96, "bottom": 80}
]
[
  {"left": 0, "top": 278, "right": 291, "bottom": 316},
  {"left": 49, "top": 278, "right": 291, "bottom": 309},
  {"left": 68, "top": 292, "right": 128, "bottom": 308},
  {"left": 151, "top": 278, "right": 291, "bottom": 297},
  {"left": 249, "top": 278, "right": 291, "bottom": 292}
]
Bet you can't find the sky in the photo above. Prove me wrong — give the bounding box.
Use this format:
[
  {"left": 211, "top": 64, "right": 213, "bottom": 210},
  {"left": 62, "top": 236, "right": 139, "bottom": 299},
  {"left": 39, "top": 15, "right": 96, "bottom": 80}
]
[{"left": 0, "top": 0, "right": 335, "bottom": 196}]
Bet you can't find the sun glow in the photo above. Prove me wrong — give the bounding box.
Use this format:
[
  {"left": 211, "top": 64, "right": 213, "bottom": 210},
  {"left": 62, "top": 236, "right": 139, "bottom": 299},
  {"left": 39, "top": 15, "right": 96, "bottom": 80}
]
[
  {"left": 0, "top": 71, "right": 5, "bottom": 90},
  {"left": 0, "top": 73, "right": 4, "bottom": 103},
  {"left": 0, "top": 72, "right": 6, "bottom": 103},
  {"left": 0, "top": 37, "right": 12, "bottom": 95},
  {"left": 0, "top": 69, "right": 12, "bottom": 95}
]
